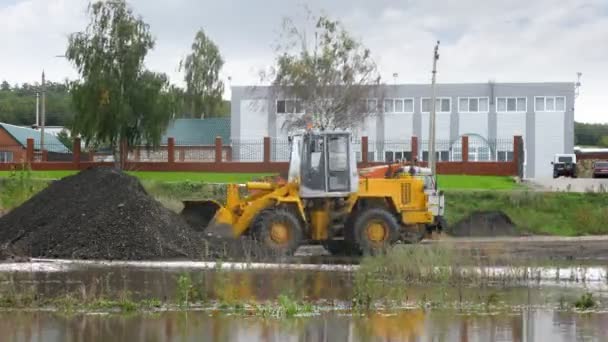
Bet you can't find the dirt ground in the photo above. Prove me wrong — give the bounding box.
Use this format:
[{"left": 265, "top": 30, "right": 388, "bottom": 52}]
[{"left": 295, "top": 235, "right": 608, "bottom": 263}]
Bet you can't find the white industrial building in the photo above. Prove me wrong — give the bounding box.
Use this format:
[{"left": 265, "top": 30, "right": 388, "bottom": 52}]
[{"left": 230, "top": 82, "right": 575, "bottom": 178}]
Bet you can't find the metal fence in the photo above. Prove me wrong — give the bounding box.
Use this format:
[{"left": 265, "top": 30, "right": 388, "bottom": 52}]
[
  {"left": 174, "top": 140, "right": 225, "bottom": 162},
  {"left": 271, "top": 138, "right": 291, "bottom": 162},
  {"left": 231, "top": 139, "right": 265, "bottom": 162},
  {"left": 418, "top": 138, "right": 515, "bottom": 162}
]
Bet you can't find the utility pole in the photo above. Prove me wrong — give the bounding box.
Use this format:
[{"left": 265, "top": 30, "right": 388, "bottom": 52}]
[
  {"left": 40, "top": 71, "right": 46, "bottom": 152},
  {"left": 35, "top": 93, "right": 40, "bottom": 127},
  {"left": 428, "top": 41, "right": 440, "bottom": 186}
]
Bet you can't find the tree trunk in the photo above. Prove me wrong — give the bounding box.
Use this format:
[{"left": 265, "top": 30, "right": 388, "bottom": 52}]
[{"left": 120, "top": 139, "right": 129, "bottom": 170}]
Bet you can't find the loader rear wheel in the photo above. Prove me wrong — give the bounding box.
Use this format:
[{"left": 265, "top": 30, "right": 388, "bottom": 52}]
[
  {"left": 352, "top": 208, "right": 399, "bottom": 255},
  {"left": 253, "top": 209, "right": 303, "bottom": 256}
]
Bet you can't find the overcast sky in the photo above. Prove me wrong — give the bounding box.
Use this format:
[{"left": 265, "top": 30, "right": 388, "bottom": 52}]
[{"left": 1, "top": 0, "right": 606, "bottom": 122}]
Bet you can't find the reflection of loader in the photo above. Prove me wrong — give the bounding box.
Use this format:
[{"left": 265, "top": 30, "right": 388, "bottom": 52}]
[{"left": 182, "top": 130, "right": 436, "bottom": 255}]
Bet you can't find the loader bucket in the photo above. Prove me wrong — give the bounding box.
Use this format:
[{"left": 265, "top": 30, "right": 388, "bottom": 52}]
[{"left": 181, "top": 200, "right": 235, "bottom": 238}]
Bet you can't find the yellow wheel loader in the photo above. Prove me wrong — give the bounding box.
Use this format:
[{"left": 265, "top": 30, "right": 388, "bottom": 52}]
[{"left": 181, "top": 131, "right": 435, "bottom": 255}]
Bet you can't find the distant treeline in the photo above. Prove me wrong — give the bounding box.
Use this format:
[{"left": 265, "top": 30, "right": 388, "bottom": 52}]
[
  {"left": 0, "top": 80, "right": 74, "bottom": 126},
  {"left": 0, "top": 79, "right": 230, "bottom": 127},
  {"left": 575, "top": 122, "right": 608, "bottom": 147}
]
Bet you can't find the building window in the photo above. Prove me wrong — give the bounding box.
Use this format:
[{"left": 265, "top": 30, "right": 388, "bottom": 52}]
[
  {"left": 422, "top": 150, "right": 450, "bottom": 162},
  {"left": 458, "top": 97, "right": 489, "bottom": 113},
  {"left": 383, "top": 99, "right": 394, "bottom": 113},
  {"left": 383, "top": 98, "right": 414, "bottom": 114},
  {"left": 496, "top": 97, "right": 526, "bottom": 113},
  {"left": 497, "top": 151, "right": 514, "bottom": 161},
  {"left": 384, "top": 150, "right": 412, "bottom": 162},
  {"left": 276, "top": 99, "right": 303, "bottom": 114},
  {"left": 421, "top": 98, "right": 451, "bottom": 113},
  {"left": 366, "top": 99, "right": 378, "bottom": 112},
  {"left": 534, "top": 96, "right": 566, "bottom": 112},
  {"left": 0, "top": 151, "right": 13, "bottom": 163}
]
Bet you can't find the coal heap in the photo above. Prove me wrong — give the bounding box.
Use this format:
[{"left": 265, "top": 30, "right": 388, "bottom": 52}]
[{"left": 0, "top": 167, "right": 202, "bottom": 260}]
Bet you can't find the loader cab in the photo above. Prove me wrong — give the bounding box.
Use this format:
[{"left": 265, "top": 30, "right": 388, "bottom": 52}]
[{"left": 296, "top": 131, "right": 358, "bottom": 198}]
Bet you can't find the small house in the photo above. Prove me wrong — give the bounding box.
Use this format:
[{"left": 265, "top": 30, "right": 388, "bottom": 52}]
[{"left": 0, "top": 123, "right": 69, "bottom": 163}]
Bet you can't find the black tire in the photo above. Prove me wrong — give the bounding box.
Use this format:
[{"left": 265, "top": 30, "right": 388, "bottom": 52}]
[
  {"left": 252, "top": 208, "right": 303, "bottom": 256},
  {"left": 323, "top": 239, "right": 355, "bottom": 256},
  {"left": 352, "top": 208, "right": 399, "bottom": 255}
]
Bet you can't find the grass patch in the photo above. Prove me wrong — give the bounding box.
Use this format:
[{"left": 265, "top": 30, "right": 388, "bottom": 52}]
[
  {"left": 437, "top": 175, "right": 520, "bottom": 190},
  {"left": 0, "top": 167, "right": 48, "bottom": 211},
  {"left": 0, "top": 171, "right": 515, "bottom": 189},
  {"left": 574, "top": 292, "right": 597, "bottom": 310},
  {"left": 0, "top": 170, "right": 273, "bottom": 183},
  {"left": 445, "top": 191, "right": 608, "bottom": 236}
]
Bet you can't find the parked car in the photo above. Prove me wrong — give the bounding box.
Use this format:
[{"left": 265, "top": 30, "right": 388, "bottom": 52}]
[
  {"left": 592, "top": 161, "right": 608, "bottom": 178},
  {"left": 552, "top": 154, "right": 577, "bottom": 178}
]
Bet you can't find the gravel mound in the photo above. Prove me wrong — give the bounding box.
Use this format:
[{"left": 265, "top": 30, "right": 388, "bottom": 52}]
[
  {"left": 0, "top": 167, "right": 203, "bottom": 260},
  {"left": 448, "top": 211, "right": 519, "bottom": 237}
]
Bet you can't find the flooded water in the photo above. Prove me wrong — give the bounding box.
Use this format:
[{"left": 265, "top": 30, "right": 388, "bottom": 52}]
[
  {"left": 1, "top": 260, "right": 607, "bottom": 341},
  {"left": 2, "top": 309, "right": 608, "bottom": 341}
]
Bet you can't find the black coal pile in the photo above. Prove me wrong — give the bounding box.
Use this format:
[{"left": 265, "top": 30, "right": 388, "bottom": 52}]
[
  {"left": 448, "top": 211, "right": 519, "bottom": 237},
  {"left": 0, "top": 167, "right": 203, "bottom": 260}
]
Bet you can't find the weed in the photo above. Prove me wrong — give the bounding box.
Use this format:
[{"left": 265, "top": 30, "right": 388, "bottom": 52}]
[
  {"left": 0, "top": 165, "right": 47, "bottom": 210},
  {"left": 484, "top": 292, "right": 500, "bottom": 311},
  {"left": 176, "top": 273, "right": 203, "bottom": 307},
  {"left": 574, "top": 292, "right": 596, "bottom": 310},
  {"left": 558, "top": 295, "right": 567, "bottom": 310}
]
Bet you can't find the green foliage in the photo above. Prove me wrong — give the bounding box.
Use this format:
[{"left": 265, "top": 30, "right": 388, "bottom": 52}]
[
  {"left": 445, "top": 191, "right": 608, "bottom": 236},
  {"left": 176, "top": 273, "right": 193, "bottom": 306},
  {"left": 575, "top": 122, "right": 608, "bottom": 147},
  {"left": 253, "top": 293, "right": 315, "bottom": 318},
  {"left": 180, "top": 29, "right": 225, "bottom": 118},
  {"left": 574, "top": 292, "right": 596, "bottom": 310},
  {"left": 56, "top": 129, "right": 73, "bottom": 150},
  {"left": 269, "top": 12, "right": 381, "bottom": 130},
  {"left": 0, "top": 166, "right": 47, "bottom": 210},
  {"left": 0, "top": 80, "right": 74, "bottom": 126},
  {"left": 66, "top": 0, "right": 172, "bottom": 167},
  {"left": 176, "top": 273, "right": 204, "bottom": 306}
]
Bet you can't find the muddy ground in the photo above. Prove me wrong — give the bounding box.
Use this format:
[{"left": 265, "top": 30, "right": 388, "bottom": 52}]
[{"left": 294, "top": 235, "right": 608, "bottom": 263}]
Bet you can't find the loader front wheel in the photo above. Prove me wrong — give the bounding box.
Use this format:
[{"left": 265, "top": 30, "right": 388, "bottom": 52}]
[
  {"left": 253, "top": 209, "right": 303, "bottom": 256},
  {"left": 352, "top": 208, "right": 399, "bottom": 255}
]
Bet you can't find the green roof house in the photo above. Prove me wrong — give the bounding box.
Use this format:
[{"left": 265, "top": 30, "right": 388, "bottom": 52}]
[
  {"left": 0, "top": 123, "right": 69, "bottom": 163},
  {"left": 136, "top": 118, "right": 232, "bottom": 162},
  {"left": 161, "top": 118, "right": 230, "bottom": 145}
]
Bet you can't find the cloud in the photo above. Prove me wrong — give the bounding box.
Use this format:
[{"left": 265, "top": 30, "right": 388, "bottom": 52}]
[{"left": 0, "top": 0, "right": 606, "bottom": 122}]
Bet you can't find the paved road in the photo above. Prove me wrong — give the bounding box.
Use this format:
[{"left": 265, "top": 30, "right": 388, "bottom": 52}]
[{"left": 526, "top": 177, "right": 608, "bottom": 192}]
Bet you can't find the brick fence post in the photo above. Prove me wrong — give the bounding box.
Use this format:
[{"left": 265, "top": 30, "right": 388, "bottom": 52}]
[
  {"left": 167, "top": 137, "right": 175, "bottom": 163},
  {"left": 73, "top": 137, "right": 81, "bottom": 168},
  {"left": 215, "top": 137, "right": 223, "bottom": 163},
  {"left": 462, "top": 135, "right": 469, "bottom": 163},
  {"left": 361, "top": 136, "right": 369, "bottom": 165},
  {"left": 26, "top": 138, "right": 34, "bottom": 164},
  {"left": 513, "top": 135, "right": 522, "bottom": 176},
  {"left": 42, "top": 150, "right": 48, "bottom": 162},
  {"left": 263, "top": 136, "right": 271, "bottom": 164},
  {"left": 411, "top": 136, "right": 419, "bottom": 163}
]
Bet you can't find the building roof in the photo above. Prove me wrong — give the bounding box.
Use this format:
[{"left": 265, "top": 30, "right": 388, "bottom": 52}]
[
  {"left": 0, "top": 123, "right": 69, "bottom": 153},
  {"left": 162, "top": 118, "right": 230, "bottom": 145}
]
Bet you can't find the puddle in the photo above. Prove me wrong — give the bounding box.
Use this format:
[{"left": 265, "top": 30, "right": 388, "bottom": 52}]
[
  {"left": 1, "top": 261, "right": 608, "bottom": 341},
  {"left": 1, "top": 309, "right": 608, "bottom": 341}
]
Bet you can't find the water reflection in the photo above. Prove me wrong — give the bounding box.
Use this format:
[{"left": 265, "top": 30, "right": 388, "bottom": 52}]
[{"left": 0, "top": 309, "right": 607, "bottom": 342}]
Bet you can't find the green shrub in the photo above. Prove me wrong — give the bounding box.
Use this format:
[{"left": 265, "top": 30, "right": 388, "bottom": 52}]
[{"left": 574, "top": 292, "right": 596, "bottom": 310}]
